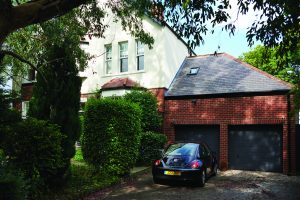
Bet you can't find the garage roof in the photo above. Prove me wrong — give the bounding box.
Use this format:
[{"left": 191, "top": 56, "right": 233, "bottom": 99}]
[{"left": 166, "top": 53, "right": 291, "bottom": 98}]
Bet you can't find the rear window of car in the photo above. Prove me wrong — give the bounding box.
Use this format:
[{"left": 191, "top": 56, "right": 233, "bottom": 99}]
[{"left": 165, "top": 143, "right": 198, "bottom": 156}]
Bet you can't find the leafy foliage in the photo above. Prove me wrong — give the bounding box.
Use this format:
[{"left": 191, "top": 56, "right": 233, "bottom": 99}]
[
  {"left": 1, "top": 118, "right": 64, "bottom": 193},
  {"left": 239, "top": 45, "right": 297, "bottom": 84},
  {"left": 27, "top": 13, "right": 84, "bottom": 183},
  {"left": 0, "top": 166, "right": 28, "bottom": 200},
  {"left": 240, "top": 44, "right": 300, "bottom": 110},
  {"left": 2, "top": 10, "right": 88, "bottom": 85},
  {"left": 124, "top": 89, "right": 162, "bottom": 132},
  {"left": 82, "top": 98, "right": 142, "bottom": 176},
  {"left": 137, "top": 131, "right": 167, "bottom": 165}
]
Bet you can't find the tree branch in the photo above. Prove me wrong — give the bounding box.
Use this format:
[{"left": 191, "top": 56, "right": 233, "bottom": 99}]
[
  {"left": 11, "top": 0, "right": 88, "bottom": 31},
  {"left": 0, "top": 0, "right": 88, "bottom": 44},
  {"left": 0, "top": 50, "right": 48, "bottom": 85}
]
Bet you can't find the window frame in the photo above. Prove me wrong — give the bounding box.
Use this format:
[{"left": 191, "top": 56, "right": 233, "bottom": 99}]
[
  {"left": 105, "top": 44, "right": 112, "bottom": 74},
  {"left": 136, "top": 40, "right": 144, "bottom": 71},
  {"left": 119, "top": 41, "right": 128, "bottom": 73},
  {"left": 188, "top": 67, "right": 199, "bottom": 75},
  {"left": 22, "top": 101, "right": 30, "bottom": 119}
]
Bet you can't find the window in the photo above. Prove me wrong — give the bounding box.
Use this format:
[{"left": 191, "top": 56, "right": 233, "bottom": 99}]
[
  {"left": 165, "top": 143, "right": 198, "bottom": 156},
  {"left": 188, "top": 67, "right": 199, "bottom": 75},
  {"left": 105, "top": 44, "right": 112, "bottom": 74},
  {"left": 22, "top": 101, "right": 29, "bottom": 119},
  {"left": 119, "top": 42, "right": 128, "bottom": 72},
  {"left": 27, "top": 68, "right": 36, "bottom": 81},
  {"left": 136, "top": 41, "right": 144, "bottom": 71}
]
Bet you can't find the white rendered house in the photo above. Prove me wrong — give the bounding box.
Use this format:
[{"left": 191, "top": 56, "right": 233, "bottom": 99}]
[{"left": 79, "top": 14, "right": 194, "bottom": 108}]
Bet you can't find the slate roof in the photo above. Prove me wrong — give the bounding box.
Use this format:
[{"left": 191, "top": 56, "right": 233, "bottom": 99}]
[
  {"left": 102, "top": 77, "right": 139, "bottom": 90},
  {"left": 166, "top": 53, "right": 291, "bottom": 97}
]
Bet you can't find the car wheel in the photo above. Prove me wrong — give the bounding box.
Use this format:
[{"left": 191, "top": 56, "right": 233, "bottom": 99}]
[
  {"left": 212, "top": 163, "right": 218, "bottom": 176},
  {"left": 199, "top": 169, "right": 206, "bottom": 187}
]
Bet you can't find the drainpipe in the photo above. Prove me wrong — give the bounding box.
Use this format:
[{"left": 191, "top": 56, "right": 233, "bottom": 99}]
[{"left": 287, "top": 94, "right": 291, "bottom": 175}]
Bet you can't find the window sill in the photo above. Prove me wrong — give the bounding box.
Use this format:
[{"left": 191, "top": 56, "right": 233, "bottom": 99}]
[{"left": 102, "top": 70, "right": 145, "bottom": 78}]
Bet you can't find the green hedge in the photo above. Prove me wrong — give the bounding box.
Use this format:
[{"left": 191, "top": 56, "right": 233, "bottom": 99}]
[
  {"left": 81, "top": 98, "right": 142, "bottom": 176},
  {"left": 0, "top": 166, "right": 28, "bottom": 200},
  {"left": 1, "top": 118, "right": 64, "bottom": 192},
  {"left": 124, "top": 89, "right": 162, "bottom": 132},
  {"left": 137, "top": 131, "right": 167, "bottom": 165}
]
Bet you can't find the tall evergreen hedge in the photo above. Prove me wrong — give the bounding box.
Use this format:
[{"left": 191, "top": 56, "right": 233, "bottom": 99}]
[
  {"left": 124, "top": 89, "right": 162, "bottom": 132},
  {"left": 81, "top": 98, "right": 142, "bottom": 175},
  {"left": 29, "top": 40, "right": 82, "bottom": 181}
]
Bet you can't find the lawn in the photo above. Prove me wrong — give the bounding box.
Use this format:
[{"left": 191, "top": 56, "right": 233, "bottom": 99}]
[{"left": 45, "top": 148, "right": 120, "bottom": 200}]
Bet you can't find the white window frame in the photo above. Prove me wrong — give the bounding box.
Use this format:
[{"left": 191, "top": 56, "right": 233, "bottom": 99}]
[
  {"left": 119, "top": 42, "right": 128, "bottom": 73},
  {"left": 136, "top": 40, "right": 144, "bottom": 71},
  {"left": 22, "top": 101, "right": 30, "bottom": 119},
  {"left": 105, "top": 44, "right": 112, "bottom": 74}
]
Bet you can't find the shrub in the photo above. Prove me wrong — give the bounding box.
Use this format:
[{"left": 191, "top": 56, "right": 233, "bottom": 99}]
[
  {"left": 137, "top": 131, "right": 167, "bottom": 165},
  {"left": 82, "top": 98, "right": 142, "bottom": 176},
  {"left": 1, "top": 118, "right": 64, "bottom": 189},
  {"left": 0, "top": 166, "right": 28, "bottom": 200},
  {"left": 124, "top": 89, "right": 162, "bottom": 132}
]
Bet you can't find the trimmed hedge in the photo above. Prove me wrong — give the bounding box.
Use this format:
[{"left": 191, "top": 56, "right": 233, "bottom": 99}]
[
  {"left": 81, "top": 98, "right": 142, "bottom": 176},
  {"left": 124, "top": 89, "right": 162, "bottom": 132},
  {"left": 137, "top": 131, "right": 167, "bottom": 165},
  {"left": 1, "top": 118, "right": 64, "bottom": 191}
]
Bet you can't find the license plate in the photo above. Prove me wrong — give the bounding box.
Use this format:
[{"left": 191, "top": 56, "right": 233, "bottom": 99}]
[{"left": 164, "top": 170, "right": 181, "bottom": 176}]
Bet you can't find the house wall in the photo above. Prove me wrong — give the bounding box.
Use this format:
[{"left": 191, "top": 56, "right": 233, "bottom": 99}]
[
  {"left": 164, "top": 94, "right": 296, "bottom": 175},
  {"left": 80, "top": 16, "right": 189, "bottom": 95}
]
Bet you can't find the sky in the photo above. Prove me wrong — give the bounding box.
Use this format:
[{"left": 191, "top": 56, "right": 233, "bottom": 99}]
[{"left": 195, "top": 0, "right": 262, "bottom": 58}]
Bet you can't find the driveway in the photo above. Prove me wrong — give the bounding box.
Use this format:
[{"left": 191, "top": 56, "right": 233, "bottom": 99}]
[{"left": 87, "top": 170, "right": 300, "bottom": 200}]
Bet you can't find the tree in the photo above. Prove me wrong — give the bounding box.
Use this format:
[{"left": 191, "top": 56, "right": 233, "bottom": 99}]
[
  {"left": 27, "top": 13, "right": 85, "bottom": 182},
  {"left": 240, "top": 44, "right": 300, "bottom": 84},
  {"left": 0, "top": 0, "right": 299, "bottom": 56},
  {"left": 240, "top": 43, "right": 300, "bottom": 110}
]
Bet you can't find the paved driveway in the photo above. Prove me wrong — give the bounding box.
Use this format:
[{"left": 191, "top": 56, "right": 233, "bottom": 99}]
[{"left": 87, "top": 170, "right": 300, "bottom": 200}]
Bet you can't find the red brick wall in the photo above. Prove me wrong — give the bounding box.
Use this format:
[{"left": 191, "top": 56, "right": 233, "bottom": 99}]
[
  {"left": 164, "top": 95, "right": 296, "bottom": 174},
  {"left": 149, "top": 88, "right": 167, "bottom": 113}
]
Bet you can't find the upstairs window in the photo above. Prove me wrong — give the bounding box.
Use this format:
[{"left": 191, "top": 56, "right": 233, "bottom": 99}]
[
  {"left": 105, "top": 44, "right": 112, "bottom": 74},
  {"left": 27, "top": 68, "right": 36, "bottom": 81},
  {"left": 119, "top": 42, "right": 128, "bottom": 73},
  {"left": 22, "top": 101, "right": 29, "bottom": 119},
  {"left": 136, "top": 41, "right": 144, "bottom": 71}
]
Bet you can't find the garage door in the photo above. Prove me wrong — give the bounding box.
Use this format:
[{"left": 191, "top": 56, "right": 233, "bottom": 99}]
[
  {"left": 175, "top": 125, "right": 220, "bottom": 160},
  {"left": 229, "top": 125, "right": 282, "bottom": 172}
]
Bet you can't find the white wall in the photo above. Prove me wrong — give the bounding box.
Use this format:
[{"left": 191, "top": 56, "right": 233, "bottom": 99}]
[{"left": 80, "top": 15, "right": 190, "bottom": 95}]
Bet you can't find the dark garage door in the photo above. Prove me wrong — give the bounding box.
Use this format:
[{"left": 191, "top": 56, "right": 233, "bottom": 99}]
[
  {"left": 175, "top": 125, "right": 220, "bottom": 160},
  {"left": 229, "top": 125, "right": 282, "bottom": 172}
]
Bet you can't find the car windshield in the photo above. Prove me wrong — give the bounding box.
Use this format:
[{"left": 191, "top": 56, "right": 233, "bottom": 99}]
[{"left": 165, "top": 143, "right": 198, "bottom": 156}]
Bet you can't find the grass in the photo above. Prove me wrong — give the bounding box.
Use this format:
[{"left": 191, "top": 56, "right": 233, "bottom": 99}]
[{"left": 44, "top": 148, "right": 121, "bottom": 200}]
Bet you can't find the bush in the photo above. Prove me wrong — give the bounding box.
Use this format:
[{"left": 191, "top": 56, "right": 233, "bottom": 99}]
[
  {"left": 124, "top": 89, "right": 162, "bottom": 132},
  {"left": 0, "top": 166, "right": 28, "bottom": 200},
  {"left": 82, "top": 98, "right": 142, "bottom": 176},
  {"left": 137, "top": 131, "right": 167, "bottom": 165},
  {"left": 1, "top": 118, "right": 64, "bottom": 189}
]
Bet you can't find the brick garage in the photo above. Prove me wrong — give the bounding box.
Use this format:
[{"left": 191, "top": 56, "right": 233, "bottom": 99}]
[{"left": 164, "top": 53, "right": 296, "bottom": 175}]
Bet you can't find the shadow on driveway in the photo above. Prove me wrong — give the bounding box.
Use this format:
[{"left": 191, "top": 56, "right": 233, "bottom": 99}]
[{"left": 86, "top": 170, "right": 300, "bottom": 200}]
